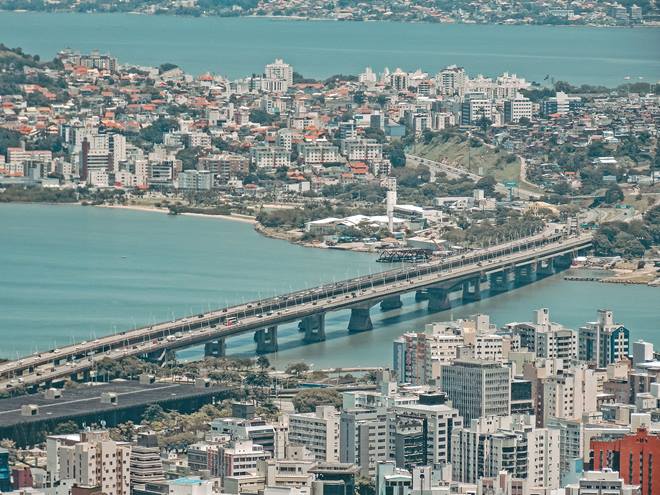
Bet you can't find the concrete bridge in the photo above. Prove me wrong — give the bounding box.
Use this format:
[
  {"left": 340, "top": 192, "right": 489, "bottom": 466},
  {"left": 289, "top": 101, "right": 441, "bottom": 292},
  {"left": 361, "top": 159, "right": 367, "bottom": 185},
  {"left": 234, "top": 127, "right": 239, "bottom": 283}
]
[{"left": 0, "top": 227, "right": 592, "bottom": 390}]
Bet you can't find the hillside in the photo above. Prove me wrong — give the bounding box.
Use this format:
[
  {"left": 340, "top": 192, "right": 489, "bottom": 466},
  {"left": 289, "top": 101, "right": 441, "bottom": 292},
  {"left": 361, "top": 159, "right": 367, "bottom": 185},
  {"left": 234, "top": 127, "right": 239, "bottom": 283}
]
[{"left": 410, "top": 134, "right": 521, "bottom": 183}]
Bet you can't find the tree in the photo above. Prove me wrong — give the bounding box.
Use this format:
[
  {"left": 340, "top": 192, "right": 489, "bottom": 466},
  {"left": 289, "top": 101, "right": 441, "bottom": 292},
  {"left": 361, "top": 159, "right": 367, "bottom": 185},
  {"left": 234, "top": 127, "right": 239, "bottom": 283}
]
[
  {"left": 476, "top": 176, "right": 497, "bottom": 195},
  {"left": 158, "top": 63, "right": 179, "bottom": 74},
  {"left": 51, "top": 420, "right": 79, "bottom": 435},
  {"left": 604, "top": 184, "right": 624, "bottom": 204},
  {"left": 292, "top": 389, "right": 342, "bottom": 413},
  {"left": 286, "top": 362, "right": 310, "bottom": 376},
  {"left": 142, "top": 404, "right": 166, "bottom": 423},
  {"left": 249, "top": 109, "right": 277, "bottom": 125},
  {"left": 256, "top": 356, "right": 270, "bottom": 370},
  {"left": 387, "top": 145, "right": 406, "bottom": 168},
  {"left": 356, "top": 476, "right": 376, "bottom": 495}
]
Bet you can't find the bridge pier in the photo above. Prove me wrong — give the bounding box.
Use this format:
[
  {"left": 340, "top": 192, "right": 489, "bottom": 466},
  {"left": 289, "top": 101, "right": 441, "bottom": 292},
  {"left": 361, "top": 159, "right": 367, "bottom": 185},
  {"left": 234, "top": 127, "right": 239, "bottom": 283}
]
[
  {"left": 204, "top": 339, "right": 226, "bottom": 358},
  {"left": 489, "top": 269, "right": 511, "bottom": 293},
  {"left": 348, "top": 304, "right": 373, "bottom": 333},
  {"left": 515, "top": 264, "right": 536, "bottom": 286},
  {"left": 146, "top": 348, "right": 168, "bottom": 363},
  {"left": 537, "top": 259, "right": 555, "bottom": 277},
  {"left": 415, "top": 290, "right": 429, "bottom": 302},
  {"left": 554, "top": 253, "right": 573, "bottom": 270},
  {"left": 427, "top": 287, "right": 452, "bottom": 312},
  {"left": 255, "top": 326, "right": 278, "bottom": 354},
  {"left": 380, "top": 295, "right": 403, "bottom": 311},
  {"left": 462, "top": 278, "right": 482, "bottom": 302},
  {"left": 300, "top": 313, "right": 326, "bottom": 343}
]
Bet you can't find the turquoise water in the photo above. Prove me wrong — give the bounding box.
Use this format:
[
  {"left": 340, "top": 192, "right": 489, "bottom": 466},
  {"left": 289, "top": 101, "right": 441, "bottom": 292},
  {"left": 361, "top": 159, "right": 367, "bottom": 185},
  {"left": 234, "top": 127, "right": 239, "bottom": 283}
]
[
  {"left": 1, "top": 12, "right": 659, "bottom": 85},
  {"left": 0, "top": 204, "right": 657, "bottom": 368}
]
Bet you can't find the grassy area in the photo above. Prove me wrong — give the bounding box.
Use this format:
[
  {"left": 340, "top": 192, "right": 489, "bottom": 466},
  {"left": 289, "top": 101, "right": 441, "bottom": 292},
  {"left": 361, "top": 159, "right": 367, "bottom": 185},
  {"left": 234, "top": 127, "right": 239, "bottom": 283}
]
[{"left": 410, "top": 135, "right": 521, "bottom": 183}]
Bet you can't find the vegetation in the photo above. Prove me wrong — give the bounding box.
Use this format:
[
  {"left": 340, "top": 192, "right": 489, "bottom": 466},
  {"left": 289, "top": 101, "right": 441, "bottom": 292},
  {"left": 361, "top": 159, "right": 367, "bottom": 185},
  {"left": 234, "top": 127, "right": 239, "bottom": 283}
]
[
  {"left": 292, "top": 388, "right": 342, "bottom": 413},
  {"left": 0, "top": 186, "right": 78, "bottom": 203},
  {"left": 592, "top": 205, "right": 660, "bottom": 258}
]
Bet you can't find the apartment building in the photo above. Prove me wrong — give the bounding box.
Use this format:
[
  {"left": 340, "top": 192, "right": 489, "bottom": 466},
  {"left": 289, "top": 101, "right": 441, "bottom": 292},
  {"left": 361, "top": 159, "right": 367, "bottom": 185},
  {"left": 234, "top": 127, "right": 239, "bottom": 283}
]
[{"left": 288, "top": 406, "right": 340, "bottom": 462}]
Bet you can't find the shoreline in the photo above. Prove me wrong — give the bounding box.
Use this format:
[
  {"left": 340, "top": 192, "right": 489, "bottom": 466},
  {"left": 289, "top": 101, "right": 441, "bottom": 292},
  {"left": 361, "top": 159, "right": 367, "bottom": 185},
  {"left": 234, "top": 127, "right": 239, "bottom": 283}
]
[
  {"left": 1, "top": 10, "right": 656, "bottom": 28},
  {"left": 93, "top": 203, "right": 257, "bottom": 225}
]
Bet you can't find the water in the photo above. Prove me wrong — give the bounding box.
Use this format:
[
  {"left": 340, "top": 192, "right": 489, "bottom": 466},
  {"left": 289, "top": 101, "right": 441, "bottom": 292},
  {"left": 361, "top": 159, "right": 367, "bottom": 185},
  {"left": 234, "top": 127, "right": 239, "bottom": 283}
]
[
  {"left": 0, "top": 204, "right": 657, "bottom": 369},
  {"left": 1, "top": 12, "right": 659, "bottom": 85}
]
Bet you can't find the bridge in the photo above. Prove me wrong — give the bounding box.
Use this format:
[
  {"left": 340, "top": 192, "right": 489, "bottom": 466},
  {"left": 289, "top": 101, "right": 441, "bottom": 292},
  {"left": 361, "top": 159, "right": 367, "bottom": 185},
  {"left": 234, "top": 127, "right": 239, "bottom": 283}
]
[{"left": 0, "top": 226, "right": 592, "bottom": 391}]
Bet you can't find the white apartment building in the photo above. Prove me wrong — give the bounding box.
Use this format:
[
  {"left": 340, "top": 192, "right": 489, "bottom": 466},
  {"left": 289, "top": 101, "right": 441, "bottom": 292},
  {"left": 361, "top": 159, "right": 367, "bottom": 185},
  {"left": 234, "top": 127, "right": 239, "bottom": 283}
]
[
  {"left": 579, "top": 309, "right": 630, "bottom": 368},
  {"left": 504, "top": 96, "right": 533, "bottom": 123},
  {"left": 565, "top": 471, "right": 639, "bottom": 495},
  {"left": 218, "top": 440, "right": 271, "bottom": 478},
  {"left": 288, "top": 406, "right": 340, "bottom": 462},
  {"left": 298, "top": 141, "right": 340, "bottom": 165},
  {"left": 47, "top": 430, "right": 131, "bottom": 495},
  {"left": 251, "top": 145, "right": 291, "bottom": 169},
  {"left": 436, "top": 65, "right": 467, "bottom": 96},
  {"left": 542, "top": 366, "right": 598, "bottom": 424},
  {"left": 511, "top": 308, "right": 578, "bottom": 367},
  {"left": 340, "top": 407, "right": 389, "bottom": 477},
  {"left": 451, "top": 415, "right": 560, "bottom": 489},
  {"left": 341, "top": 138, "right": 383, "bottom": 161},
  {"left": 441, "top": 359, "right": 511, "bottom": 422}
]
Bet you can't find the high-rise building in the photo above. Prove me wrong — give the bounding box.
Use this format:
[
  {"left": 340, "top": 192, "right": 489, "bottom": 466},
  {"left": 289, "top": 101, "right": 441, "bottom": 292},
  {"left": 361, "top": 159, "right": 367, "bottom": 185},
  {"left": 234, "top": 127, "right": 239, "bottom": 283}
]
[
  {"left": 511, "top": 308, "right": 578, "bottom": 367},
  {"left": 264, "top": 59, "right": 293, "bottom": 91},
  {"left": 130, "top": 432, "right": 164, "bottom": 490},
  {"left": 542, "top": 366, "right": 598, "bottom": 424},
  {"left": 451, "top": 415, "right": 560, "bottom": 489},
  {"left": 390, "top": 393, "right": 463, "bottom": 467},
  {"left": 590, "top": 428, "right": 660, "bottom": 495},
  {"left": 47, "top": 431, "right": 131, "bottom": 495},
  {"left": 288, "top": 406, "right": 340, "bottom": 462},
  {"left": 504, "top": 96, "right": 533, "bottom": 123},
  {"left": 340, "top": 406, "right": 389, "bottom": 477},
  {"left": 579, "top": 310, "right": 630, "bottom": 368},
  {"left": 441, "top": 359, "right": 511, "bottom": 422},
  {"left": 0, "top": 448, "right": 11, "bottom": 492}
]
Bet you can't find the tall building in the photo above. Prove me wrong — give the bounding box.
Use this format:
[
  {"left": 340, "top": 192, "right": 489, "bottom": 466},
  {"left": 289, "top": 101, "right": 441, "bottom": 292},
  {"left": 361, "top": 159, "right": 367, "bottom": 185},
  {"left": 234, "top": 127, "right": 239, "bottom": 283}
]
[
  {"left": 288, "top": 406, "right": 340, "bottom": 462},
  {"left": 217, "top": 440, "right": 271, "bottom": 478},
  {"left": 511, "top": 308, "right": 578, "bottom": 367},
  {"left": 503, "top": 96, "right": 533, "bottom": 123},
  {"left": 47, "top": 430, "right": 131, "bottom": 495},
  {"left": 590, "top": 428, "right": 660, "bottom": 495},
  {"left": 391, "top": 393, "right": 463, "bottom": 467},
  {"left": 264, "top": 58, "right": 293, "bottom": 91},
  {"left": 441, "top": 359, "right": 511, "bottom": 422},
  {"left": 130, "top": 432, "right": 164, "bottom": 490},
  {"left": 542, "top": 366, "right": 598, "bottom": 424},
  {"left": 0, "top": 448, "right": 11, "bottom": 492},
  {"left": 579, "top": 310, "right": 630, "bottom": 368},
  {"left": 461, "top": 94, "right": 493, "bottom": 125},
  {"left": 340, "top": 406, "right": 389, "bottom": 477},
  {"left": 541, "top": 92, "right": 583, "bottom": 116},
  {"left": 451, "top": 415, "right": 560, "bottom": 489},
  {"left": 436, "top": 65, "right": 466, "bottom": 96}
]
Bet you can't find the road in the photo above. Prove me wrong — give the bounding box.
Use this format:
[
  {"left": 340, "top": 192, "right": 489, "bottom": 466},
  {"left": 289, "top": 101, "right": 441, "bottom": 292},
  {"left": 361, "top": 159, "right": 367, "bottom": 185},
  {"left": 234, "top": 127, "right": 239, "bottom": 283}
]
[{"left": 406, "top": 154, "right": 541, "bottom": 200}]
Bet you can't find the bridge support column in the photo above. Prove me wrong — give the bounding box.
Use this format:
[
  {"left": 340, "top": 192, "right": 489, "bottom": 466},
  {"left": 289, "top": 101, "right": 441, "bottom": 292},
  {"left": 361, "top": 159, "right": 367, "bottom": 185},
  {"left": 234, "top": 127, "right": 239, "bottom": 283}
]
[
  {"left": 348, "top": 304, "right": 373, "bottom": 333},
  {"left": 146, "top": 348, "right": 168, "bottom": 363},
  {"left": 554, "top": 254, "right": 573, "bottom": 270},
  {"left": 255, "top": 326, "right": 278, "bottom": 354},
  {"left": 380, "top": 295, "right": 403, "bottom": 311},
  {"left": 462, "top": 278, "right": 482, "bottom": 302},
  {"left": 537, "top": 259, "right": 555, "bottom": 277},
  {"left": 204, "top": 339, "right": 226, "bottom": 358},
  {"left": 415, "top": 290, "right": 429, "bottom": 302},
  {"left": 427, "top": 287, "right": 452, "bottom": 312},
  {"left": 515, "top": 264, "right": 536, "bottom": 286},
  {"left": 489, "top": 269, "right": 511, "bottom": 293},
  {"left": 301, "top": 313, "right": 326, "bottom": 343}
]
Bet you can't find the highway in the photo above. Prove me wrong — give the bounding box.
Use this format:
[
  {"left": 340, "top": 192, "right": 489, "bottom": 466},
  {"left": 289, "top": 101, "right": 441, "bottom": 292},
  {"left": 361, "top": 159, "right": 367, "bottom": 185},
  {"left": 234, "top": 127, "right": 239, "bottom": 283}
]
[
  {"left": 406, "top": 154, "right": 541, "bottom": 200},
  {"left": 0, "top": 226, "right": 592, "bottom": 390}
]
